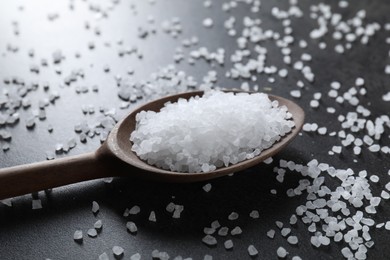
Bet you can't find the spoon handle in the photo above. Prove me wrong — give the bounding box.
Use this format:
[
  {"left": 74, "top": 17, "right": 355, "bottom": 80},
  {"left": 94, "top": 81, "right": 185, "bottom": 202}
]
[{"left": 0, "top": 152, "right": 112, "bottom": 200}]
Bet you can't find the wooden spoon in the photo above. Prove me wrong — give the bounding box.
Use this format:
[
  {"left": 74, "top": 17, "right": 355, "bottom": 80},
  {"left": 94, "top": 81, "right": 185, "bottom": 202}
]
[{"left": 0, "top": 91, "right": 304, "bottom": 199}]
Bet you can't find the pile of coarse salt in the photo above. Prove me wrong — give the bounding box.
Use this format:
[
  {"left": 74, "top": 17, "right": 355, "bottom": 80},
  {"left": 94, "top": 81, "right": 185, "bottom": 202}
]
[{"left": 130, "top": 91, "right": 295, "bottom": 173}]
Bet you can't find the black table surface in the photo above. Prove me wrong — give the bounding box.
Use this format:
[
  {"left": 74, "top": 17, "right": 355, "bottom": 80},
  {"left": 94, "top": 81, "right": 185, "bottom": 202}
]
[{"left": 1, "top": 0, "right": 390, "bottom": 259}]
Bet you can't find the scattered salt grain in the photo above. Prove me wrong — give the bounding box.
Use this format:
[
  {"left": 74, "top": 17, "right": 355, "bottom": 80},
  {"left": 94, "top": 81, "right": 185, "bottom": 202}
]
[
  {"left": 247, "top": 245, "right": 258, "bottom": 256},
  {"left": 149, "top": 211, "right": 157, "bottom": 222},
  {"left": 94, "top": 220, "right": 103, "bottom": 230},
  {"left": 383, "top": 92, "right": 390, "bottom": 101},
  {"left": 126, "top": 221, "right": 138, "bottom": 234},
  {"left": 249, "top": 210, "right": 259, "bottom": 219},
  {"left": 267, "top": 229, "right": 275, "bottom": 239},
  {"left": 276, "top": 247, "right": 288, "bottom": 258},
  {"left": 287, "top": 235, "right": 299, "bottom": 245},
  {"left": 203, "top": 18, "right": 213, "bottom": 28},
  {"left": 129, "top": 205, "right": 141, "bottom": 215},
  {"left": 203, "top": 254, "right": 212, "bottom": 260},
  {"left": 385, "top": 222, "right": 390, "bottom": 230},
  {"left": 203, "top": 183, "right": 212, "bottom": 192},
  {"left": 369, "top": 175, "right": 379, "bottom": 183},
  {"left": 290, "top": 214, "right": 297, "bottom": 225},
  {"left": 112, "top": 246, "right": 124, "bottom": 258},
  {"left": 228, "top": 212, "right": 239, "bottom": 220},
  {"left": 281, "top": 228, "right": 291, "bottom": 237},
  {"left": 275, "top": 221, "right": 284, "bottom": 229},
  {"left": 230, "top": 226, "right": 242, "bottom": 236},
  {"left": 211, "top": 220, "right": 220, "bottom": 229},
  {"left": 218, "top": 227, "right": 229, "bottom": 236},
  {"left": 99, "top": 253, "right": 109, "bottom": 260},
  {"left": 32, "top": 199, "right": 42, "bottom": 209},
  {"left": 87, "top": 228, "right": 97, "bottom": 238},
  {"left": 130, "top": 253, "right": 141, "bottom": 260},
  {"left": 73, "top": 230, "right": 83, "bottom": 242},
  {"left": 292, "top": 257, "right": 302, "bottom": 260},
  {"left": 332, "top": 146, "right": 342, "bottom": 154},
  {"left": 92, "top": 201, "right": 99, "bottom": 214},
  {"left": 290, "top": 90, "right": 301, "bottom": 98},
  {"left": 202, "top": 235, "right": 217, "bottom": 246},
  {"left": 381, "top": 191, "right": 390, "bottom": 200},
  {"left": 224, "top": 239, "right": 233, "bottom": 250}
]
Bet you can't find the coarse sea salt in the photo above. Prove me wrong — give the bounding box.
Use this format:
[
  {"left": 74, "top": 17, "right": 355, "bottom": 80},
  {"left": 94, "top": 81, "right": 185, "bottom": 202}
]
[{"left": 130, "top": 91, "right": 294, "bottom": 173}]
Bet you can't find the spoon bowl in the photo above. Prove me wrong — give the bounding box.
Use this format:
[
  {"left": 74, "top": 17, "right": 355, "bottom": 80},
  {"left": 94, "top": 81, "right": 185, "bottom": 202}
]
[{"left": 0, "top": 90, "right": 304, "bottom": 199}]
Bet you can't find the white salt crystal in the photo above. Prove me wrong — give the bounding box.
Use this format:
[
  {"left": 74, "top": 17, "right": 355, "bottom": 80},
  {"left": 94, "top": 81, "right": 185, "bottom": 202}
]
[
  {"left": 203, "top": 183, "right": 212, "bottom": 192},
  {"left": 203, "top": 18, "right": 214, "bottom": 28},
  {"left": 290, "top": 214, "right": 297, "bottom": 225},
  {"left": 355, "top": 78, "right": 365, "bottom": 86},
  {"left": 129, "top": 205, "right": 141, "bottom": 215},
  {"left": 317, "top": 127, "right": 327, "bottom": 135},
  {"left": 341, "top": 247, "right": 353, "bottom": 258},
  {"left": 370, "top": 197, "right": 381, "bottom": 206},
  {"left": 149, "top": 211, "right": 157, "bottom": 222},
  {"left": 228, "top": 212, "right": 239, "bottom": 220},
  {"left": 369, "top": 175, "right": 379, "bottom": 183},
  {"left": 353, "top": 146, "right": 361, "bottom": 155},
  {"left": 310, "top": 236, "right": 321, "bottom": 247},
  {"left": 99, "top": 253, "right": 109, "bottom": 260},
  {"left": 383, "top": 92, "right": 390, "bottom": 101},
  {"left": 130, "top": 253, "right": 141, "bottom": 260},
  {"left": 281, "top": 228, "right": 291, "bottom": 237},
  {"left": 113, "top": 246, "right": 124, "bottom": 257},
  {"left": 211, "top": 220, "right": 220, "bottom": 229},
  {"left": 204, "top": 254, "right": 212, "bottom": 260},
  {"left": 276, "top": 247, "right": 288, "bottom": 258},
  {"left": 368, "top": 144, "right": 380, "bottom": 152},
  {"left": 218, "top": 227, "right": 229, "bottom": 236},
  {"left": 376, "top": 223, "right": 385, "bottom": 228},
  {"left": 278, "top": 69, "right": 288, "bottom": 78},
  {"left": 381, "top": 190, "right": 390, "bottom": 200},
  {"left": 202, "top": 235, "right": 217, "bottom": 246},
  {"left": 94, "top": 220, "right": 103, "bottom": 230},
  {"left": 249, "top": 210, "right": 259, "bottom": 219},
  {"left": 385, "top": 221, "right": 390, "bottom": 230},
  {"left": 73, "top": 230, "right": 83, "bottom": 242},
  {"left": 385, "top": 65, "right": 390, "bottom": 74},
  {"left": 310, "top": 100, "right": 319, "bottom": 108},
  {"left": 247, "top": 245, "right": 258, "bottom": 256},
  {"left": 204, "top": 227, "right": 215, "bottom": 235},
  {"left": 126, "top": 221, "right": 138, "bottom": 233},
  {"left": 92, "top": 201, "right": 99, "bottom": 214},
  {"left": 230, "top": 226, "right": 242, "bottom": 236},
  {"left": 267, "top": 229, "right": 275, "bottom": 239},
  {"left": 290, "top": 90, "right": 301, "bottom": 98},
  {"left": 173, "top": 205, "right": 184, "bottom": 218},
  {"left": 275, "top": 221, "right": 284, "bottom": 229},
  {"left": 287, "top": 235, "right": 298, "bottom": 245},
  {"left": 166, "top": 202, "right": 175, "bottom": 213},
  {"left": 32, "top": 199, "right": 42, "bottom": 209},
  {"left": 224, "top": 240, "right": 233, "bottom": 250},
  {"left": 88, "top": 228, "right": 97, "bottom": 238},
  {"left": 332, "top": 146, "right": 342, "bottom": 154}
]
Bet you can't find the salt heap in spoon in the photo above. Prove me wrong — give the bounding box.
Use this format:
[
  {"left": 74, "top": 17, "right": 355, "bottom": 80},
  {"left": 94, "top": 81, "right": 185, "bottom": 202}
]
[{"left": 130, "top": 91, "right": 295, "bottom": 173}]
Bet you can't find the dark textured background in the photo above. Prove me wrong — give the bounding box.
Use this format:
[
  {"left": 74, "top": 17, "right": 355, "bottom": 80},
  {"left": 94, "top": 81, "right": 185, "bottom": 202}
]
[{"left": 0, "top": 0, "right": 390, "bottom": 259}]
